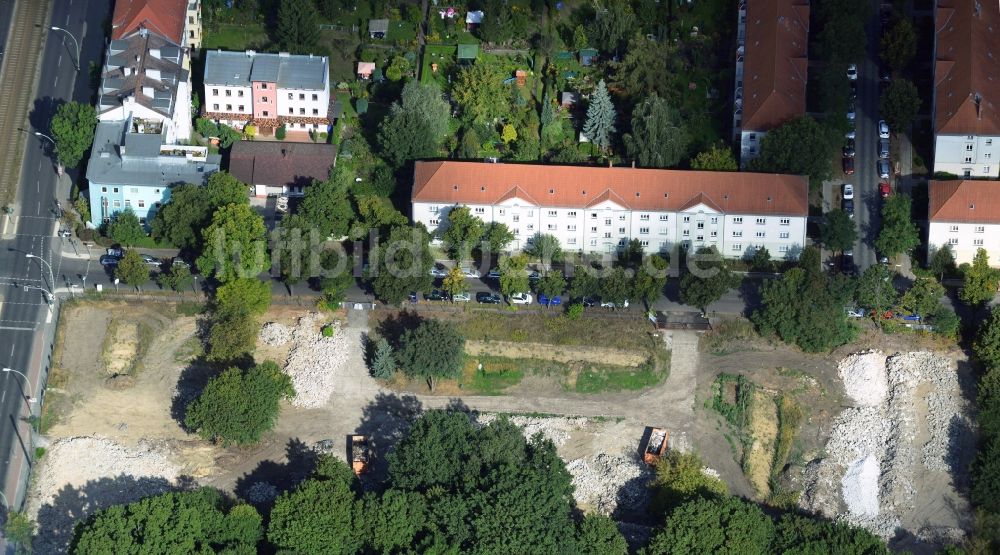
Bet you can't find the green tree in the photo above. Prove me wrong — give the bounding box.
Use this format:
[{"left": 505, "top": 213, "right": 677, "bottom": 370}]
[
  {"left": 501, "top": 123, "right": 518, "bottom": 145},
  {"left": 71, "top": 488, "right": 262, "bottom": 554},
  {"left": 819, "top": 208, "right": 858, "bottom": 253},
  {"left": 268, "top": 457, "right": 363, "bottom": 554},
  {"left": 276, "top": 0, "right": 320, "bottom": 53},
  {"left": 350, "top": 195, "right": 408, "bottom": 239},
  {"left": 157, "top": 263, "right": 193, "bottom": 292},
  {"left": 879, "top": 79, "right": 921, "bottom": 133},
  {"left": 975, "top": 307, "right": 1000, "bottom": 370},
  {"left": 587, "top": 3, "right": 634, "bottom": 53},
  {"left": 600, "top": 267, "right": 632, "bottom": 306},
  {"left": 748, "top": 247, "right": 773, "bottom": 273},
  {"left": 753, "top": 267, "right": 857, "bottom": 352},
  {"left": 442, "top": 205, "right": 485, "bottom": 260},
  {"left": 197, "top": 203, "right": 269, "bottom": 282},
  {"left": 583, "top": 80, "right": 617, "bottom": 152},
  {"left": 4, "top": 511, "right": 35, "bottom": 553},
  {"left": 184, "top": 361, "right": 294, "bottom": 446},
  {"left": 115, "top": 249, "right": 150, "bottom": 290},
  {"left": 535, "top": 271, "right": 567, "bottom": 301},
  {"left": 524, "top": 233, "right": 563, "bottom": 263},
  {"left": 568, "top": 266, "right": 600, "bottom": 300},
  {"left": 378, "top": 81, "right": 452, "bottom": 167},
  {"left": 960, "top": 248, "right": 1000, "bottom": 307},
  {"left": 751, "top": 116, "right": 834, "bottom": 189},
  {"left": 216, "top": 277, "right": 271, "bottom": 315},
  {"left": 483, "top": 221, "right": 515, "bottom": 253},
  {"left": 880, "top": 19, "right": 917, "bottom": 72},
  {"left": 644, "top": 496, "right": 774, "bottom": 555},
  {"left": 650, "top": 450, "right": 729, "bottom": 516},
  {"left": 612, "top": 36, "right": 679, "bottom": 101},
  {"left": 572, "top": 24, "right": 589, "bottom": 50},
  {"left": 575, "top": 514, "right": 627, "bottom": 555},
  {"left": 207, "top": 309, "right": 259, "bottom": 363},
  {"left": 300, "top": 175, "right": 355, "bottom": 239},
  {"left": 396, "top": 319, "right": 465, "bottom": 390},
  {"left": 875, "top": 194, "right": 920, "bottom": 257},
  {"left": 899, "top": 276, "right": 945, "bottom": 317},
  {"left": 680, "top": 247, "right": 739, "bottom": 312},
  {"left": 624, "top": 94, "right": 689, "bottom": 168},
  {"left": 691, "top": 144, "right": 738, "bottom": 171},
  {"left": 106, "top": 208, "right": 145, "bottom": 246},
  {"left": 928, "top": 302, "right": 961, "bottom": 338},
  {"left": 855, "top": 264, "right": 898, "bottom": 316},
  {"left": 499, "top": 253, "right": 530, "bottom": 298},
  {"left": 442, "top": 266, "right": 469, "bottom": 300},
  {"left": 540, "top": 89, "right": 557, "bottom": 127},
  {"left": 50, "top": 101, "right": 97, "bottom": 168},
  {"left": 370, "top": 337, "right": 395, "bottom": 379},
  {"left": 773, "top": 513, "right": 889, "bottom": 554},
  {"left": 452, "top": 58, "right": 511, "bottom": 125},
  {"left": 370, "top": 225, "right": 433, "bottom": 305},
  {"left": 385, "top": 55, "right": 410, "bottom": 81},
  {"left": 360, "top": 490, "right": 428, "bottom": 553},
  {"left": 151, "top": 173, "right": 249, "bottom": 251},
  {"left": 459, "top": 127, "right": 481, "bottom": 159},
  {"left": 633, "top": 255, "right": 670, "bottom": 306},
  {"left": 929, "top": 244, "right": 956, "bottom": 281},
  {"left": 273, "top": 214, "right": 319, "bottom": 285}
]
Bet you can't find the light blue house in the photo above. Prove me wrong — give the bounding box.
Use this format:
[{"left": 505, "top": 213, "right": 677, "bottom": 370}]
[{"left": 86, "top": 117, "right": 221, "bottom": 228}]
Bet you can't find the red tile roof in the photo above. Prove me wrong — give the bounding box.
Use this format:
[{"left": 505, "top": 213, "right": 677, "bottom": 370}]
[
  {"left": 111, "top": 0, "right": 186, "bottom": 45},
  {"left": 412, "top": 161, "right": 808, "bottom": 216},
  {"left": 229, "top": 141, "right": 337, "bottom": 188},
  {"left": 929, "top": 179, "right": 1000, "bottom": 223},
  {"left": 741, "top": 0, "right": 810, "bottom": 131},
  {"left": 934, "top": 0, "right": 1000, "bottom": 135}
]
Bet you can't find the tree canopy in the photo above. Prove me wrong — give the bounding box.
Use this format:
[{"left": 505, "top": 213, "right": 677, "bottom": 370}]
[
  {"left": 299, "top": 173, "right": 355, "bottom": 239},
  {"left": 107, "top": 209, "right": 145, "bottom": 246},
  {"left": 819, "top": 209, "right": 857, "bottom": 254},
  {"left": 50, "top": 101, "right": 97, "bottom": 168},
  {"left": 879, "top": 79, "right": 921, "bottom": 133},
  {"left": 442, "top": 205, "right": 485, "bottom": 261},
  {"left": 875, "top": 194, "right": 920, "bottom": 258},
  {"left": 680, "top": 247, "right": 739, "bottom": 312},
  {"left": 275, "top": 0, "right": 320, "bottom": 53},
  {"left": 71, "top": 488, "right": 262, "bottom": 554},
  {"left": 499, "top": 253, "right": 530, "bottom": 298},
  {"left": 151, "top": 172, "right": 249, "bottom": 251},
  {"left": 583, "top": 80, "right": 617, "bottom": 152},
  {"left": 196, "top": 203, "right": 269, "bottom": 282},
  {"left": 369, "top": 225, "right": 434, "bottom": 305},
  {"left": 524, "top": 233, "right": 563, "bottom": 264},
  {"left": 452, "top": 57, "right": 512, "bottom": 125},
  {"left": 633, "top": 255, "right": 670, "bottom": 306},
  {"left": 879, "top": 19, "right": 917, "bottom": 72},
  {"left": 625, "top": 94, "right": 689, "bottom": 168},
  {"left": 975, "top": 307, "right": 1000, "bottom": 370},
  {"left": 184, "top": 361, "right": 294, "bottom": 446},
  {"left": 645, "top": 496, "right": 775, "bottom": 555},
  {"left": 378, "top": 81, "right": 452, "bottom": 167},
  {"left": 115, "top": 249, "right": 149, "bottom": 290},
  {"left": 691, "top": 144, "right": 738, "bottom": 171},
  {"left": 855, "top": 264, "right": 898, "bottom": 316},
  {"left": 960, "top": 248, "right": 1000, "bottom": 307},
  {"left": 751, "top": 117, "right": 833, "bottom": 189},
  {"left": 395, "top": 319, "right": 465, "bottom": 390}
]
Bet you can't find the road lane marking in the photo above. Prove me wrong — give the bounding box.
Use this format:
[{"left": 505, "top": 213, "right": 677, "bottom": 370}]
[
  {"left": 0, "top": 327, "right": 34, "bottom": 332},
  {"left": 35, "top": 201, "right": 40, "bottom": 214},
  {"left": 54, "top": 74, "right": 58, "bottom": 87},
  {"left": 57, "top": 54, "right": 62, "bottom": 66}
]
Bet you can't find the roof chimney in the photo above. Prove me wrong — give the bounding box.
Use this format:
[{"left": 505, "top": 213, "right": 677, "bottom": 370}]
[
  {"left": 975, "top": 92, "right": 983, "bottom": 119},
  {"left": 608, "top": 160, "right": 613, "bottom": 168},
  {"left": 631, "top": 160, "right": 636, "bottom": 168},
  {"left": 975, "top": 1, "right": 982, "bottom": 17}
]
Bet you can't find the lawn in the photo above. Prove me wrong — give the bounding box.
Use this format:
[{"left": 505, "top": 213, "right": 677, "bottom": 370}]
[
  {"left": 456, "top": 352, "right": 668, "bottom": 395},
  {"left": 202, "top": 22, "right": 270, "bottom": 51},
  {"left": 453, "top": 311, "right": 659, "bottom": 352},
  {"left": 574, "top": 357, "right": 666, "bottom": 393},
  {"left": 421, "top": 44, "right": 457, "bottom": 85}
]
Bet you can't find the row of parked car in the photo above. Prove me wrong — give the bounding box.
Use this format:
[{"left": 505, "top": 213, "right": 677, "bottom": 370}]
[
  {"left": 410, "top": 288, "right": 629, "bottom": 308},
  {"left": 99, "top": 248, "right": 190, "bottom": 273}
]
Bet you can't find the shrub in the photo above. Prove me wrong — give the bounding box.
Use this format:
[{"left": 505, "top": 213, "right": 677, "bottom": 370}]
[
  {"left": 321, "top": 324, "right": 335, "bottom": 337},
  {"left": 565, "top": 303, "right": 584, "bottom": 320},
  {"left": 276, "top": 125, "right": 287, "bottom": 140}
]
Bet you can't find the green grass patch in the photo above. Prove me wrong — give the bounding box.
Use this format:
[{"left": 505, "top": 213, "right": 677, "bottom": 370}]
[
  {"left": 458, "top": 355, "right": 539, "bottom": 395},
  {"left": 174, "top": 336, "right": 205, "bottom": 363},
  {"left": 574, "top": 357, "right": 665, "bottom": 393},
  {"left": 455, "top": 312, "right": 658, "bottom": 352},
  {"left": 770, "top": 394, "right": 803, "bottom": 478},
  {"left": 709, "top": 373, "right": 755, "bottom": 429},
  {"left": 387, "top": 21, "right": 417, "bottom": 42},
  {"left": 203, "top": 22, "right": 270, "bottom": 51},
  {"left": 700, "top": 319, "right": 760, "bottom": 355},
  {"left": 175, "top": 302, "right": 206, "bottom": 316}
]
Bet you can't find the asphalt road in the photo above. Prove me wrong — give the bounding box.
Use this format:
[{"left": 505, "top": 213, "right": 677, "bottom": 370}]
[{"left": 0, "top": 0, "right": 110, "bottom": 512}]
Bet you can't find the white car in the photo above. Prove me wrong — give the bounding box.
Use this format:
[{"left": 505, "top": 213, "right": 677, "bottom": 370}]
[
  {"left": 878, "top": 120, "right": 890, "bottom": 138},
  {"left": 452, "top": 292, "right": 471, "bottom": 302},
  {"left": 600, "top": 299, "right": 629, "bottom": 309},
  {"left": 509, "top": 292, "right": 533, "bottom": 305},
  {"left": 846, "top": 63, "right": 858, "bottom": 81},
  {"left": 460, "top": 267, "right": 479, "bottom": 278},
  {"left": 429, "top": 266, "right": 448, "bottom": 278},
  {"left": 842, "top": 184, "right": 854, "bottom": 200}
]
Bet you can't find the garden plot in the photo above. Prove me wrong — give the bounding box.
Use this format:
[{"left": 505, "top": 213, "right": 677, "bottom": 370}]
[{"left": 799, "top": 351, "right": 974, "bottom": 544}]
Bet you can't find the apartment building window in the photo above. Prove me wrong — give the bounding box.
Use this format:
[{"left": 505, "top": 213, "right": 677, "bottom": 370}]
[
  {"left": 988, "top": 139, "right": 994, "bottom": 146},
  {"left": 986, "top": 166, "right": 992, "bottom": 174},
  {"left": 779, "top": 232, "right": 789, "bottom": 239},
  {"left": 567, "top": 225, "right": 577, "bottom": 231},
  {"left": 312, "top": 94, "right": 318, "bottom": 101},
  {"left": 287, "top": 93, "right": 293, "bottom": 100},
  {"left": 474, "top": 207, "right": 485, "bottom": 214},
  {"left": 604, "top": 232, "right": 612, "bottom": 238},
  {"left": 660, "top": 241, "right": 668, "bottom": 250},
  {"left": 950, "top": 225, "right": 959, "bottom": 232},
  {"left": 732, "top": 230, "right": 743, "bottom": 237},
  {"left": 640, "top": 240, "right": 649, "bottom": 247},
  {"left": 262, "top": 111, "right": 269, "bottom": 116},
  {"left": 974, "top": 239, "right": 985, "bottom": 246},
  {"left": 590, "top": 239, "right": 598, "bottom": 246},
  {"left": 567, "top": 211, "right": 576, "bottom": 217},
  {"left": 659, "top": 214, "right": 668, "bottom": 221},
  {"left": 683, "top": 216, "right": 690, "bottom": 223},
  {"left": 710, "top": 217, "right": 718, "bottom": 224},
  {"left": 189, "top": 15, "right": 195, "bottom": 23},
  {"left": 429, "top": 219, "right": 439, "bottom": 226},
  {"left": 695, "top": 235, "right": 703, "bottom": 242},
  {"left": 949, "top": 238, "right": 959, "bottom": 245},
  {"left": 591, "top": 227, "right": 598, "bottom": 233},
  {"left": 212, "top": 88, "right": 218, "bottom": 95},
  {"left": 299, "top": 108, "right": 305, "bottom": 115},
  {"left": 547, "top": 224, "right": 557, "bottom": 231},
  {"left": 225, "top": 90, "right": 232, "bottom": 97},
  {"left": 155, "top": 189, "right": 160, "bottom": 194},
  {"left": 568, "top": 238, "right": 577, "bottom": 245},
  {"left": 682, "top": 240, "right": 691, "bottom": 249},
  {"left": 312, "top": 109, "right": 319, "bottom": 115},
  {"left": 697, "top": 222, "right": 704, "bottom": 229},
  {"left": 605, "top": 219, "right": 611, "bottom": 225},
  {"left": 640, "top": 214, "right": 650, "bottom": 221},
  {"left": 548, "top": 210, "right": 557, "bottom": 217},
  {"left": 710, "top": 231, "right": 718, "bottom": 238},
  {"left": 683, "top": 229, "right": 690, "bottom": 237},
  {"left": 113, "top": 187, "right": 119, "bottom": 193},
  {"left": 124, "top": 200, "right": 131, "bottom": 207},
  {"left": 138, "top": 200, "right": 146, "bottom": 208},
  {"left": 130, "top": 187, "right": 139, "bottom": 193},
  {"left": 261, "top": 84, "right": 268, "bottom": 89},
  {"left": 619, "top": 214, "right": 626, "bottom": 221},
  {"left": 239, "top": 105, "right": 245, "bottom": 111},
  {"left": 966, "top": 143, "right": 974, "bottom": 151},
  {"left": 780, "top": 218, "right": 790, "bottom": 225},
  {"left": 212, "top": 103, "right": 219, "bottom": 110},
  {"left": 639, "top": 227, "right": 649, "bottom": 234},
  {"left": 619, "top": 238, "right": 628, "bottom": 246},
  {"left": 299, "top": 93, "right": 305, "bottom": 100},
  {"left": 527, "top": 210, "right": 534, "bottom": 217},
  {"left": 976, "top": 226, "right": 985, "bottom": 233},
  {"left": 591, "top": 212, "right": 598, "bottom": 219},
  {"left": 513, "top": 215, "right": 520, "bottom": 222},
  {"left": 262, "top": 96, "right": 268, "bottom": 102},
  {"left": 779, "top": 245, "right": 790, "bottom": 253},
  {"left": 659, "top": 227, "right": 668, "bottom": 235},
  {"left": 113, "top": 200, "right": 121, "bottom": 208},
  {"left": 756, "top": 217, "right": 766, "bottom": 225},
  {"left": 101, "top": 187, "right": 107, "bottom": 193},
  {"left": 986, "top": 153, "right": 992, "bottom": 159},
  {"left": 732, "top": 243, "right": 742, "bottom": 252},
  {"left": 238, "top": 90, "right": 244, "bottom": 97},
  {"left": 733, "top": 217, "right": 743, "bottom": 224},
  {"left": 966, "top": 157, "right": 973, "bottom": 163},
  {"left": 514, "top": 228, "right": 520, "bottom": 235},
  {"left": 226, "top": 104, "right": 232, "bottom": 111},
  {"left": 618, "top": 227, "right": 626, "bottom": 234},
  {"left": 429, "top": 206, "right": 439, "bottom": 213},
  {"left": 526, "top": 224, "right": 534, "bottom": 231}
]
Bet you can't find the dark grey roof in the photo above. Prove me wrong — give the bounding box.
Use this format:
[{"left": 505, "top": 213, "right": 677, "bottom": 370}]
[
  {"left": 87, "top": 121, "right": 221, "bottom": 188},
  {"left": 369, "top": 19, "right": 389, "bottom": 33},
  {"left": 97, "top": 31, "right": 188, "bottom": 118},
  {"left": 205, "top": 50, "right": 328, "bottom": 90}
]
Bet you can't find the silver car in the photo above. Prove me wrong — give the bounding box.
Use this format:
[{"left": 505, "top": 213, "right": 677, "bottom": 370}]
[
  {"left": 877, "top": 159, "right": 891, "bottom": 179},
  {"left": 878, "top": 138, "right": 890, "bottom": 159}
]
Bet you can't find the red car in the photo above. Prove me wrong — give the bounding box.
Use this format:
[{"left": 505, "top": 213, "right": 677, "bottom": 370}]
[
  {"left": 842, "top": 157, "right": 855, "bottom": 175},
  {"left": 879, "top": 182, "right": 891, "bottom": 198}
]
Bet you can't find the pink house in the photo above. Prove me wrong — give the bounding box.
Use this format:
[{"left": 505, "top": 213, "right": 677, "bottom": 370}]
[{"left": 252, "top": 81, "right": 276, "bottom": 121}]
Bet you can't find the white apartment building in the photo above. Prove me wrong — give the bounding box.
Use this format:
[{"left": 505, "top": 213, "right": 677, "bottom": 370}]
[
  {"left": 186, "top": 1, "right": 202, "bottom": 49},
  {"left": 931, "top": 0, "right": 1000, "bottom": 178},
  {"left": 412, "top": 161, "right": 809, "bottom": 260},
  {"left": 928, "top": 179, "right": 1000, "bottom": 266},
  {"left": 203, "top": 50, "right": 331, "bottom": 135}
]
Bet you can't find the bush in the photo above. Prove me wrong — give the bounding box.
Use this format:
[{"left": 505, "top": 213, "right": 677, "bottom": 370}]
[
  {"left": 276, "top": 125, "right": 287, "bottom": 140},
  {"left": 321, "top": 324, "right": 335, "bottom": 337},
  {"left": 565, "top": 303, "right": 584, "bottom": 320}
]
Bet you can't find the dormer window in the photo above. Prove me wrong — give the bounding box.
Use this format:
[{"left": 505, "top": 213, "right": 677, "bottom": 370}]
[{"left": 549, "top": 188, "right": 554, "bottom": 194}]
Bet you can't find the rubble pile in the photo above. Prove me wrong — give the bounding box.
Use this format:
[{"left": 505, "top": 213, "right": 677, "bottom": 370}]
[
  {"left": 259, "top": 322, "right": 293, "bottom": 346},
  {"left": 567, "top": 452, "right": 652, "bottom": 515},
  {"left": 919, "top": 353, "right": 973, "bottom": 473},
  {"left": 476, "top": 414, "right": 589, "bottom": 447},
  {"left": 838, "top": 350, "right": 888, "bottom": 406},
  {"left": 282, "top": 314, "right": 352, "bottom": 408}
]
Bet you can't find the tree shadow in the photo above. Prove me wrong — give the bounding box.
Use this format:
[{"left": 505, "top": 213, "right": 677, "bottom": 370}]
[
  {"left": 33, "top": 473, "right": 196, "bottom": 554},
  {"left": 169, "top": 359, "right": 219, "bottom": 429},
  {"left": 374, "top": 309, "right": 424, "bottom": 348},
  {"left": 233, "top": 437, "right": 319, "bottom": 513},
  {"left": 737, "top": 278, "right": 762, "bottom": 317},
  {"left": 946, "top": 413, "right": 976, "bottom": 491},
  {"left": 353, "top": 392, "right": 425, "bottom": 484}
]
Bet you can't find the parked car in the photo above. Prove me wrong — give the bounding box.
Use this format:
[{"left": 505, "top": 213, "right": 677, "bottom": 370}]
[
  {"left": 581, "top": 296, "right": 599, "bottom": 307},
  {"left": 486, "top": 268, "right": 501, "bottom": 279},
  {"left": 171, "top": 257, "right": 190, "bottom": 269},
  {"left": 849, "top": 80, "right": 858, "bottom": 99},
  {"left": 845, "top": 121, "right": 856, "bottom": 139},
  {"left": 58, "top": 228, "right": 71, "bottom": 238},
  {"left": 460, "top": 267, "right": 479, "bottom": 278},
  {"left": 843, "top": 198, "right": 855, "bottom": 218},
  {"left": 845, "top": 307, "right": 866, "bottom": 318},
  {"left": 527, "top": 270, "right": 542, "bottom": 281},
  {"left": 878, "top": 120, "right": 890, "bottom": 138},
  {"left": 408, "top": 292, "right": 418, "bottom": 303},
  {"left": 601, "top": 299, "right": 629, "bottom": 309},
  {"left": 99, "top": 255, "right": 120, "bottom": 266},
  {"left": 106, "top": 247, "right": 124, "bottom": 258},
  {"left": 846, "top": 101, "right": 856, "bottom": 121},
  {"left": 452, "top": 292, "right": 471, "bottom": 302},
  {"left": 509, "top": 292, "right": 533, "bottom": 304},
  {"left": 476, "top": 291, "right": 502, "bottom": 304},
  {"left": 878, "top": 138, "right": 890, "bottom": 158},
  {"left": 843, "top": 139, "right": 855, "bottom": 157},
  {"left": 141, "top": 254, "right": 161, "bottom": 268},
  {"left": 877, "top": 159, "right": 891, "bottom": 179},
  {"left": 842, "top": 250, "right": 855, "bottom": 274},
  {"left": 846, "top": 63, "right": 858, "bottom": 80},
  {"left": 538, "top": 294, "right": 562, "bottom": 306},
  {"left": 842, "top": 157, "right": 855, "bottom": 175},
  {"left": 842, "top": 183, "right": 854, "bottom": 199},
  {"left": 424, "top": 289, "right": 447, "bottom": 301},
  {"left": 879, "top": 182, "right": 892, "bottom": 198},
  {"left": 429, "top": 265, "right": 448, "bottom": 278}
]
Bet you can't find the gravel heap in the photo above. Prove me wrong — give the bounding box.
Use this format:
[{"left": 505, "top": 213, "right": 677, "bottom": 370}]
[
  {"left": 476, "top": 414, "right": 589, "bottom": 447},
  {"left": 567, "top": 452, "right": 652, "bottom": 515},
  {"left": 259, "top": 322, "right": 292, "bottom": 346},
  {"left": 282, "top": 314, "right": 351, "bottom": 408},
  {"left": 918, "top": 353, "right": 973, "bottom": 473},
  {"left": 838, "top": 350, "right": 888, "bottom": 407},
  {"left": 29, "top": 437, "right": 181, "bottom": 553},
  {"left": 842, "top": 455, "right": 880, "bottom": 517}
]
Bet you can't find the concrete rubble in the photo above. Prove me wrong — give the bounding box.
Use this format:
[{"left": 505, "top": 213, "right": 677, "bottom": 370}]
[{"left": 281, "top": 313, "right": 351, "bottom": 408}]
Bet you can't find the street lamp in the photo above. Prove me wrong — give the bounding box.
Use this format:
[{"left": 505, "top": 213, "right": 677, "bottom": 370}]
[
  {"left": 50, "top": 26, "right": 80, "bottom": 70},
  {"left": 25, "top": 254, "right": 55, "bottom": 292},
  {"left": 2, "top": 368, "right": 36, "bottom": 404},
  {"left": 33, "top": 131, "right": 55, "bottom": 148}
]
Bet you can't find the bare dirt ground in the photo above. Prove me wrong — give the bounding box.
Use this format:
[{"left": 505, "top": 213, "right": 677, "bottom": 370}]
[{"left": 465, "top": 340, "right": 648, "bottom": 366}]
